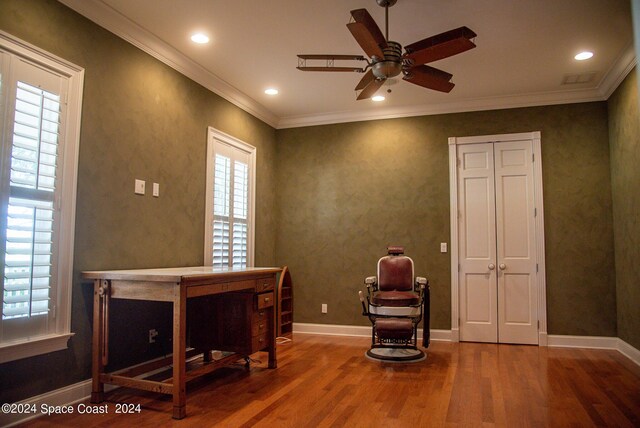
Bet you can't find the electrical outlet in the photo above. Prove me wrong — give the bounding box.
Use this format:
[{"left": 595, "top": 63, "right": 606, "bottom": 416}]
[
  {"left": 149, "top": 328, "right": 158, "bottom": 343},
  {"left": 321, "top": 303, "right": 327, "bottom": 314}
]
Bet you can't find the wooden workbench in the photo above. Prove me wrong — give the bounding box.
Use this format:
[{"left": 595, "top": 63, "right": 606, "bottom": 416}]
[{"left": 83, "top": 266, "right": 281, "bottom": 419}]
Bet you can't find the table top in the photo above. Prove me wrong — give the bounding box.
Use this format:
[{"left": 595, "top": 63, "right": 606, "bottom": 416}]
[{"left": 82, "top": 266, "right": 282, "bottom": 282}]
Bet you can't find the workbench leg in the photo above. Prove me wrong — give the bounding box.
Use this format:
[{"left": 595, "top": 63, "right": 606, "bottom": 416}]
[
  {"left": 268, "top": 308, "right": 277, "bottom": 369},
  {"left": 172, "top": 283, "right": 187, "bottom": 419},
  {"left": 91, "top": 279, "right": 106, "bottom": 403}
]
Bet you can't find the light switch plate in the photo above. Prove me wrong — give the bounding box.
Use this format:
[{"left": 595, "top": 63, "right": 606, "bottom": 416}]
[
  {"left": 134, "top": 179, "right": 145, "bottom": 195},
  {"left": 440, "top": 242, "right": 447, "bottom": 253},
  {"left": 152, "top": 182, "right": 159, "bottom": 197}
]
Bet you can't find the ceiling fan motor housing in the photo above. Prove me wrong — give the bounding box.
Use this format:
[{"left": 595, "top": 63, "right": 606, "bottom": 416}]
[
  {"left": 376, "top": 0, "right": 398, "bottom": 7},
  {"left": 372, "top": 41, "right": 402, "bottom": 79}
]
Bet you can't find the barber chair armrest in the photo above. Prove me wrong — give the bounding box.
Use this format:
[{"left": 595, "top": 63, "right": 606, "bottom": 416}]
[
  {"left": 415, "top": 277, "right": 427, "bottom": 297},
  {"left": 365, "top": 276, "right": 378, "bottom": 295},
  {"left": 412, "top": 277, "right": 427, "bottom": 303}
]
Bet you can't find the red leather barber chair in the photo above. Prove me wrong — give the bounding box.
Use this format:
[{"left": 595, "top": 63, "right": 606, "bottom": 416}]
[{"left": 359, "top": 246, "right": 430, "bottom": 361}]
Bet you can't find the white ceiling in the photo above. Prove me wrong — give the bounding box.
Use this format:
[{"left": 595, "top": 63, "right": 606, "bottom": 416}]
[{"left": 60, "top": 0, "right": 635, "bottom": 128}]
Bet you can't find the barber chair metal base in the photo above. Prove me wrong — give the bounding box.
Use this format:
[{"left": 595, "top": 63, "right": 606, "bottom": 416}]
[{"left": 365, "top": 347, "right": 426, "bottom": 362}]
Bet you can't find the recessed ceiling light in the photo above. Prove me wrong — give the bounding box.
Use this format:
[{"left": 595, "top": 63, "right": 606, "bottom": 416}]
[
  {"left": 575, "top": 51, "right": 594, "bottom": 61},
  {"left": 190, "top": 33, "right": 209, "bottom": 44},
  {"left": 264, "top": 88, "right": 279, "bottom": 95},
  {"left": 372, "top": 95, "right": 385, "bottom": 102}
]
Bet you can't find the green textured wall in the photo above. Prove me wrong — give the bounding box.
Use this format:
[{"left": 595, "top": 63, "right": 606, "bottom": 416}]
[
  {"left": 275, "top": 103, "right": 617, "bottom": 336},
  {"left": 608, "top": 67, "right": 640, "bottom": 350},
  {"left": 0, "top": 0, "right": 276, "bottom": 402}
]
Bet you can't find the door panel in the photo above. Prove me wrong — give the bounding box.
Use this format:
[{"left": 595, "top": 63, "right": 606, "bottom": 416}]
[
  {"left": 458, "top": 143, "right": 497, "bottom": 343},
  {"left": 503, "top": 273, "right": 532, "bottom": 323},
  {"left": 500, "top": 175, "right": 530, "bottom": 257},
  {"left": 494, "top": 141, "right": 538, "bottom": 344},
  {"left": 464, "top": 177, "right": 492, "bottom": 258}
]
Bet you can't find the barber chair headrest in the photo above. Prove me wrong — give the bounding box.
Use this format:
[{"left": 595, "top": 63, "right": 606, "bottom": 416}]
[{"left": 387, "top": 246, "right": 405, "bottom": 255}]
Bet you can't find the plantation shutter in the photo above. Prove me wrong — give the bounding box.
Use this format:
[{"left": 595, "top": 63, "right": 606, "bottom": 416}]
[
  {"left": 232, "top": 160, "right": 248, "bottom": 267},
  {"left": 210, "top": 145, "right": 251, "bottom": 268},
  {"left": 212, "top": 154, "right": 230, "bottom": 268},
  {"left": 3, "top": 81, "right": 60, "bottom": 320}
]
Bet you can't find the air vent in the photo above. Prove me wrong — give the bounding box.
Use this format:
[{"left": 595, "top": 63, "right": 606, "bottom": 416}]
[{"left": 562, "top": 72, "right": 596, "bottom": 85}]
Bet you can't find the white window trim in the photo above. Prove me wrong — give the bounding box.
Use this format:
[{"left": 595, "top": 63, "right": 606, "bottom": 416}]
[
  {"left": 204, "top": 127, "right": 256, "bottom": 268},
  {"left": 0, "top": 31, "right": 84, "bottom": 363}
]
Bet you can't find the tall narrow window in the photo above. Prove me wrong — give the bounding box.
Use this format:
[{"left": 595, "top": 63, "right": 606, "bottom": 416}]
[
  {"left": 4, "top": 82, "right": 60, "bottom": 321},
  {"left": 205, "top": 128, "right": 255, "bottom": 269},
  {"left": 0, "top": 34, "right": 83, "bottom": 363}
]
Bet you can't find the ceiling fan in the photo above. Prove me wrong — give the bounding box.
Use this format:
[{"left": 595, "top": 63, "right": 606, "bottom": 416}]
[{"left": 296, "top": 0, "right": 477, "bottom": 100}]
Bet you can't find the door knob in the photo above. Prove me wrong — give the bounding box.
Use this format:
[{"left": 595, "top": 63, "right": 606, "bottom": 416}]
[
  {"left": 499, "top": 263, "right": 506, "bottom": 270},
  {"left": 488, "top": 263, "right": 495, "bottom": 270}
]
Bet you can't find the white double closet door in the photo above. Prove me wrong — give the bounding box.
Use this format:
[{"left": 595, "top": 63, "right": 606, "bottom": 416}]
[{"left": 457, "top": 139, "right": 538, "bottom": 344}]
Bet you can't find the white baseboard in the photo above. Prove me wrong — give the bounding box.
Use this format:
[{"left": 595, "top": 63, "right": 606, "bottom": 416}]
[
  {"left": 293, "top": 322, "right": 370, "bottom": 337},
  {"left": 546, "top": 334, "right": 640, "bottom": 366},
  {"left": 616, "top": 338, "right": 640, "bottom": 366},
  {"left": 292, "top": 322, "right": 453, "bottom": 342},
  {"left": 547, "top": 334, "right": 620, "bottom": 349}
]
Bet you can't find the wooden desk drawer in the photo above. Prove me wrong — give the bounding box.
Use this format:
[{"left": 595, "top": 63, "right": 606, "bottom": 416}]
[
  {"left": 252, "top": 332, "right": 270, "bottom": 351},
  {"left": 257, "top": 292, "right": 274, "bottom": 309},
  {"left": 253, "top": 308, "right": 269, "bottom": 322},
  {"left": 256, "top": 277, "right": 275, "bottom": 292},
  {"left": 252, "top": 318, "right": 270, "bottom": 336}
]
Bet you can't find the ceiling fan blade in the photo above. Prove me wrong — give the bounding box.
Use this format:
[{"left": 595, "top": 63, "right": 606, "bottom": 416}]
[
  {"left": 404, "top": 26, "right": 477, "bottom": 65},
  {"left": 355, "top": 69, "right": 375, "bottom": 90},
  {"left": 403, "top": 65, "right": 455, "bottom": 93},
  {"left": 297, "top": 66, "right": 365, "bottom": 72},
  {"left": 347, "top": 8, "right": 387, "bottom": 59},
  {"left": 356, "top": 78, "right": 384, "bottom": 100},
  {"left": 297, "top": 54, "right": 366, "bottom": 61}
]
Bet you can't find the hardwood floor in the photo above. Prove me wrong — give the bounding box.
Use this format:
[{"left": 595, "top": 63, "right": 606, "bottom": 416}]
[{"left": 19, "top": 334, "right": 640, "bottom": 427}]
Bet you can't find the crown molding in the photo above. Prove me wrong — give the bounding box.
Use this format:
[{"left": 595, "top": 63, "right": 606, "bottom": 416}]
[
  {"left": 598, "top": 42, "right": 637, "bottom": 99},
  {"left": 58, "top": 0, "right": 636, "bottom": 131},
  {"left": 277, "top": 88, "right": 605, "bottom": 129},
  {"left": 58, "top": 0, "right": 279, "bottom": 128}
]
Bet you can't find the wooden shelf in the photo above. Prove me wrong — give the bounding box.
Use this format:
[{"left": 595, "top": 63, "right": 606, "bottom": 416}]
[{"left": 277, "top": 267, "right": 293, "bottom": 337}]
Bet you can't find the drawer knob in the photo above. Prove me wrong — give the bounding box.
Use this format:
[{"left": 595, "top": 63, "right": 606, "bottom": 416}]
[
  {"left": 264, "top": 297, "right": 270, "bottom": 303},
  {"left": 259, "top": 323, "right": 264, "bottom": 329}
]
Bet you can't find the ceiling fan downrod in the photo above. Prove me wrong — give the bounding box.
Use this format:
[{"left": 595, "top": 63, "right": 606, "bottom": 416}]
[{"left": 376, "top": 0, "right": 397, "bottom": 41}]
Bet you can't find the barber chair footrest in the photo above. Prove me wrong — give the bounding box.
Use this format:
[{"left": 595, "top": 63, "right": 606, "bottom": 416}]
[
  {"left": 375, "top": 318, "right": 413, "bottom": 340},
  {"left": 366, "top": 347, "right": 426, "bottom": 362}
]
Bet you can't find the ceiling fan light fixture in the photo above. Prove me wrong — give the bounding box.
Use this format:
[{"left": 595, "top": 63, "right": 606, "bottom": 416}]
[
  {"left": 574, "top": 51, "right": 594, "bottom": 61},
  {"left": 265, "top": 88, "right": 279, "bottom": 95},
  {"left": 190, "top": 33, "right": 210, "bottom": 44},
  {"left": 372, "top": 95, "right": 385, "bottom": 102}
]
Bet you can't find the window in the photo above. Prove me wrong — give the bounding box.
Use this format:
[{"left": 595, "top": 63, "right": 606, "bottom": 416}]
[
  {"left": 0, "top": 33, "right": 83, "bottom": 363},
  {"left": 205, "top": 127, "right": 255, "bottom": 269}
]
